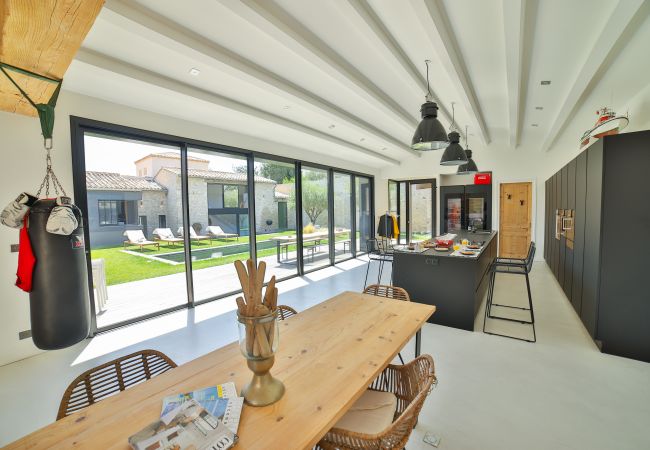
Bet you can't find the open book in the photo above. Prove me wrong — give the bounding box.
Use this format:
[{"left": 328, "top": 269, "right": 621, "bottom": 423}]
[{"left": 129, "top": 399, "right": 237, "bottom": 450}]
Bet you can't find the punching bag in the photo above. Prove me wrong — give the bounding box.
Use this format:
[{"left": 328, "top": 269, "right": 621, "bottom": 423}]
[{"left": 28, "top": 199, "right": 90, "bottom": 349}]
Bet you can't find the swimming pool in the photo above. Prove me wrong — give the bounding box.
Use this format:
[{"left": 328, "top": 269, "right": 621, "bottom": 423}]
[{"left": 155, "top": 240, "right": 278, "bottom": 264}]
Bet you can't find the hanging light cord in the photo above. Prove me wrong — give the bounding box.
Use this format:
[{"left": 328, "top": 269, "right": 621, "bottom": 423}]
[
  {"left": 425, "top": 60, "right": 431, "bottom": 96},
  {"left": 465, "top": 126, "right": 469, "bottom": 148},
  {"left": 450, "top": 102, "right": 456, "bottom": 131}
]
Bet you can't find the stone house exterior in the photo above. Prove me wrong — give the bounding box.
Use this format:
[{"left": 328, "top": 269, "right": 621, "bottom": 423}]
[{"left": 86, "top": 153, "right": 289, "bottom": 247}]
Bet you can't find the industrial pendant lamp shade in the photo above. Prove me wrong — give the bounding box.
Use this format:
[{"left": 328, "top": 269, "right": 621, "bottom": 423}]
[
  {"left": 457, "top": 150, "right": 478, "bottom": 174},
  {"left": 440, "top": 131, "right": 468, "bottom": 166},
  {"left": 411, "top": 60, "right": 448, "bottom": 150},
  {"left": 411, "top": 101, "right": 448, "bottom": 150}
]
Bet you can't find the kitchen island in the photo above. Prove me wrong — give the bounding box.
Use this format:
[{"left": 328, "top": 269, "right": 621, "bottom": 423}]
[{"left": 392, "top": 230, "right": 497, "bottom": 331}]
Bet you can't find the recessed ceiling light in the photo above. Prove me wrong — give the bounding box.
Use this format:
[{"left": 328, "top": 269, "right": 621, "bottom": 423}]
[
  {"left": 283, "top": 105, "right": 291, "bottom": 110},
  {"left": 535, "top": 106, "right": 544, "bottom": 110},
  {"left": 541, "top": 80, "right": 551, "bottom": 85},
  {"left": 189, "top": 68, "right": 200, "bottom": 76},
  {"left": 531, "top": 123, "right": 539, "bottom": 127},
  {"left": 360, "top": 138, "right": 365, "bottom": 142},
  {"left": 382, "top": 147, "right": 387, "bottom": 151},
  {"left": 328, "top": 124, "right": 336, "bottom": 129}
]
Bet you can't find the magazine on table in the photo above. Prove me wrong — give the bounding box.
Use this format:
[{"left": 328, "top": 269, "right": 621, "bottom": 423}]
[
  {"left": 161, "top": 382, "right": 243, "bottom": 434},
  {"left": 128, "top": 399, "right": 237, "bottom": 450}
]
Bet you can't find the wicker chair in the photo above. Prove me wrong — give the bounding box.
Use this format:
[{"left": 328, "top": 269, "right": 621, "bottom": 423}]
[
  {"left": 317, "top": 355, "right": 436, "bottom": 450},
  {"left": 278, "top": 304, "right": 298, "bottom": 320},
  {"left": 363, "top": 285, "right": 410, "bottom": 363},
  {"left": 57, "top": 349, "right": 177, "bottom": 420}
]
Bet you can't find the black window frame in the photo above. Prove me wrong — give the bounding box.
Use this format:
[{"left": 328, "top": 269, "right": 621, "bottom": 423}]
[
  {"left": 98, "top": 199, "right": 137, "bottom": 226},
  {"left": 71, "top": 116, "right": 375, "bottom": 335}
]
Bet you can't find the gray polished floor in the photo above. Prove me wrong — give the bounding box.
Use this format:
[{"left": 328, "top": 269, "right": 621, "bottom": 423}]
[{"left": 0, "top": 258, "right": 649, "bottom": 449}]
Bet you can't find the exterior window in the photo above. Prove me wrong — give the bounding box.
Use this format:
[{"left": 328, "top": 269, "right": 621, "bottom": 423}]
[
  {"left": 98, "top": 200, "right": 137, "bottom": 226},
  {"left": 222, "top": 184, "right": 248, "bottom": 208},
  {"left": 158, "top": 215, "right": 166, "bottom": 228}
]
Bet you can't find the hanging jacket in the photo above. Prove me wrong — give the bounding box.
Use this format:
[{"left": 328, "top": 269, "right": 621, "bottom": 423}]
[
  {"left": 391, "top": 214, "right": 400, "bottom": 237},
  {"left": 377, "top": 214, "right": 394, "bottom": 238}
]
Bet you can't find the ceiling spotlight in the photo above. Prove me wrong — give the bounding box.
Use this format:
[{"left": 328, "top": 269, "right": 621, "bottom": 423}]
[
  {"left": 531, "top": 123, "right": 539, "bottom": 127},
  {"left": 283, "top": 105, "right": 291, "bottom": 110},
  {"left": 328, "top": 124, "right": 336, "bottom": 129},
  {"left": 541, "top": 80, "right": 551, "bottom": 85},
  {"left": 535, "top": 106, "right": 544, "bottom": 110},
  {"left": 411, "top": 60, "right": 448, "bottom": 150},
  {"left": 189, "top": 68, "right": 201, "bottom": 76},
  {"left": 360, "top": 138, "right": 365, "bottom": 142},
  {"left": 382, "top": 147, "right": 387, "bottom": 151}
]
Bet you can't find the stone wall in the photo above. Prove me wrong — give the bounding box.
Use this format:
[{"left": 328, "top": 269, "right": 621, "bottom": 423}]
[{"left": 138, "top": 190, "right": 168, "bottom": 237}]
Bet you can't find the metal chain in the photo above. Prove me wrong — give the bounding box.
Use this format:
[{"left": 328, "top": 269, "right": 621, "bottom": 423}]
[{"left": 35, "top": 142, "right": 66, "bottom": 198}]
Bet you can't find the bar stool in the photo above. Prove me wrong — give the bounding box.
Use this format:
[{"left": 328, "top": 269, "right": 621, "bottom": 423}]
[
  {"left": 483, "top": 242, "right": 536, "bottom": 343},
  {"left": 363, "top": 238, "right": 394, "bottom": 288}
]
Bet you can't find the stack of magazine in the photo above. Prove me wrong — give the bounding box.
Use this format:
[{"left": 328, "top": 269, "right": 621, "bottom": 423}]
[{"left": 128, "top": 382, "right": 244, "bottom": 450}]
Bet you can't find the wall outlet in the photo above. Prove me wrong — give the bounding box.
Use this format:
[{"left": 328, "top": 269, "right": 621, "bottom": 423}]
[
  {"left": 10, "top": 244, "right": 19, "bottom": 253},
  {"left": 18, "top": 330, "right": 32, "bottom": 340}
]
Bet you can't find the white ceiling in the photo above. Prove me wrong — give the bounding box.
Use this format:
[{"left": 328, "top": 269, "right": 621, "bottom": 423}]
[{"left": 62, "top": 0, "right": 650, "bottom": 168}]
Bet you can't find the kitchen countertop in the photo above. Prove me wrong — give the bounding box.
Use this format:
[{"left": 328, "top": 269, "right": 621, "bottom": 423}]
[{"left": 392, "top": 230, "right": 497, "bottom": 259}]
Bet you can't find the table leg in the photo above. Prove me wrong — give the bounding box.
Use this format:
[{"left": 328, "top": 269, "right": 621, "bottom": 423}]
[
  {"left": 415, "top": 329, "right": 421, "bottom": 358},
  {"left": 277, "top": 242, "right": 281, "bottom": 263}
]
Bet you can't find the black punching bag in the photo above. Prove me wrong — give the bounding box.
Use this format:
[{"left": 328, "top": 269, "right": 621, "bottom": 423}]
[{"left": 28, "top": 199, "right": 91, "bottom": 349}]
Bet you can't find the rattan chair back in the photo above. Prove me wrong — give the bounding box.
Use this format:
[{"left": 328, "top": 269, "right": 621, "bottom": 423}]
[
  {"left": 363, "top": 284, "right": 410, "bottom": 302},
  {"left": 277, "top": 304, "right": 298, "bottom": 320},
  {"left": 57, "top": 349, "right": 177, "bottom": 420},
  {"left": 318, "top": 354, "right": 436, "bottom": 449}
]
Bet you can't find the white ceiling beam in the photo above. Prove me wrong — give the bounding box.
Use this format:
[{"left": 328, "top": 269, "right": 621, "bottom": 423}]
[
  {"left": 342, "top": 0, "right": 463, "bottom": 141},
  {"left": 542, "top": 0, "right": 649, "bottom": 151},
  {"left": 101, "top": 0, "right": 418, "bottom": 159},
  {"left": 410, "top": 0, "right": 491, "bottom": 145},
  {"left": 502, "top": 0, "right": 527, "bottom": 148},
  {"left": 74, "top": 49, "right": 401, "bottom": 166},
  {"left": 218, "top": 0, "right": 419, "bottom": 131}
]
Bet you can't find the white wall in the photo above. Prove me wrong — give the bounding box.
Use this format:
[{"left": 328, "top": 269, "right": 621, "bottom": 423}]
[{"left": 0, "top": 91, "right": 373, "bottom": 366}]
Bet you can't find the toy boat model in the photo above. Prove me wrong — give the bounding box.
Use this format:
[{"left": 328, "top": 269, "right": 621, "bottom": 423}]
[{"left": 580, "top": 107, "right": 629, "bottom": 149}]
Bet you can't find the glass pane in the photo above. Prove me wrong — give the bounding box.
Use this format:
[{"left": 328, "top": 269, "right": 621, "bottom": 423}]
[
  {"left": 447, "top": 198, "right": 462, "bottom": 231},
  {"left": 398, "top": 182, "right": 406, "bottom": 244},
  {"left": 333, "top": 172, "right": 352, "bottom": 261},
  {"left": 83, "top": 133, "right": 188, "bottom": 329},
  {"left": 253, "top": 158, "right": 298, "bottom": 280},
  {"left": 301, "top": 166, "right": 330, "bottom": 270},
  {"left": 467, "top": 197, "right": 486, "bottom": 230},
  {"left": 388, "top": 181, "right": 397, "bottom": 213},
  {"left": 187, "top": 148, "right": 251, "bottom": 301},
  {"left": 355, "top": 176, "right": 372, "bottom": 253},
  {"left": 409, "top": 182, "right": 433, "bottom": 242}
]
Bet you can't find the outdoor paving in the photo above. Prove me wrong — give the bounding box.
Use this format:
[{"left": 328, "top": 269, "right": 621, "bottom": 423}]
[{"left": 95, "top": 247, "right": 347, "bottom": 328}]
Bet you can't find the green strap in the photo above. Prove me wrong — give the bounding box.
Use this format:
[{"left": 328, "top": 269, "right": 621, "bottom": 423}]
[{"left": 0, "top": 63, "right": 62, "bottom": 140}]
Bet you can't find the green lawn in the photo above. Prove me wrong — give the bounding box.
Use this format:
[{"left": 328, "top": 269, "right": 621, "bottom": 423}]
[{"left": 91, "top": 230, "right": 351, "bottom": 286}]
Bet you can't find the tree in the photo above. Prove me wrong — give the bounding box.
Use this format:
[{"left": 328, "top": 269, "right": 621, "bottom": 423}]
[
  {"left": 289, "top": 178, "right": 327, "bottom": 225},
  {"left": 232, "top": 162, "right": 293, "bottom": 184}
]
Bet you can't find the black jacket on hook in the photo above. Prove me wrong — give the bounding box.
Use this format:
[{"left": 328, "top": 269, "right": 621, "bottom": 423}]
[{"left": 377, "top": 214, "right": 395, "bottom": 238}]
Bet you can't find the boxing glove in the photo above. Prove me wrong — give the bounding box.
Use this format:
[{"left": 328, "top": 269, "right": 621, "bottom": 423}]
[
  {"left": 1, "top": 192, "right": 38, "bottom": 228},
  {"left": 46, "top": 196, "right": 79, "bottom": 235}
]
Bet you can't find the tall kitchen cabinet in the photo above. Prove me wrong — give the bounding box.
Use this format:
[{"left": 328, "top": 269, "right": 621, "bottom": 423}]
[{"left": 545, "top": 130, "right": 650, "bottom": 363}]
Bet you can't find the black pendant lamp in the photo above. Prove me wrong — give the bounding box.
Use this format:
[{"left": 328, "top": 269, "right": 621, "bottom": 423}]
[
  {"left": 411, "top": 60, "right": 448, "bottom": 150},
  {"left": 457, "top": 127, "right": 479, "bottom": 174},
  {"left": 440, "top": 103, "right": 468, "bottom": 166}
]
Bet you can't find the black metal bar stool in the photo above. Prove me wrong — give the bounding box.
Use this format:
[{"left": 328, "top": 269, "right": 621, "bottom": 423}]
[
  {"left": 483, "top": 242, "right": 536, "bottom": 342},
  {"left": 363, "top": 238, "right": 394, "bottom": 288}
]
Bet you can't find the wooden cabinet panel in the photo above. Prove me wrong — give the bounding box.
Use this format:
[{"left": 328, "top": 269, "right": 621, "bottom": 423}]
[
  {"left": 581, "top": 143, "right": 603, "bottom": 337},
  {"left": 571, "top": 151, "right": 587, "bottom": 314}
]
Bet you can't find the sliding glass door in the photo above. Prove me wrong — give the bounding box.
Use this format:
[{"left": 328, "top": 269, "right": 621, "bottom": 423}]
[
  {"left": 253, "top": 158, "right": 298, "bottom": 280},
  {"left": 333, "top": 172, "right": 353, "bottom": 261},
  {"left": 388, "top": 179, "right": 436, "bottom": 244},
  {"left": 301, "top": 166, "right": 330, "bottom": 271},
  {"left": 82, "top": 133, "right": 188, "bottom": 329},
  {"left": 355, "top": 176, "right": 372, "bottom": 253}
]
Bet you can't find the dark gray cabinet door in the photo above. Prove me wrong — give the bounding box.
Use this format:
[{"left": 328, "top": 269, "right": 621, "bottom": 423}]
[
  {"left": 552, "top": 173, "right": 559, "bottom": 277},
  {"left": 572, "top": 151, "right": 587, "bottom": 315},
  {"left": 563, "top": 159, "right": 576, "bottom": 299},
  {"left": 558, "top": 166, "right": 566, "bottom": 287},
  {"left": 581, "top": 142, "right": 603, "bottom": 337},
  {"left": 545, "top": 179, "right": 551, "bottom": 263}
]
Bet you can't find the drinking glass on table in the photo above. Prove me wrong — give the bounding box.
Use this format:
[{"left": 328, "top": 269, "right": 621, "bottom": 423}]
[{"left": 453, "top": 241, "right": 461, "bottom": 252}]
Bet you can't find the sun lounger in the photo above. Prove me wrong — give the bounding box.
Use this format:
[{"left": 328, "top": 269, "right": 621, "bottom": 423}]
[
  {"left": 206, "top": 226, "right": 239, "bottom": 241},
  {"left": 177, "top": 227, "right": 212, "bottom": 243},
  {"left": 152, "top": 228, "right": 184, "bottom": 246},
  {"left": 123, "top": 230, "right": 160, "bottom": 251}
]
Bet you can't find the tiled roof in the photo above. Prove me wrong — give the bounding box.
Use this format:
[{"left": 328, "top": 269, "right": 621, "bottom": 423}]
[
  {"left": 86, "top": 171, "right": 166, "bottom": 191},
  {"left": 133, "top": 152, "right": 209, "bottom": 163},
  {"left": 160, "top": 167, "right": 276, "bottom": 184}
]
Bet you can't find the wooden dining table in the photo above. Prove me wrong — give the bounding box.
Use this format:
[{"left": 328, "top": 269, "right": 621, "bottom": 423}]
[{"left": 6, "top": 291, "right": 435, "bottom": 450}]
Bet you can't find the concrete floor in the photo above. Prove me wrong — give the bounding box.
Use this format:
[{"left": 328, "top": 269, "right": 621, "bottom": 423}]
[{"left": 1, "top": 258, "right": 649, "bottom": 449}]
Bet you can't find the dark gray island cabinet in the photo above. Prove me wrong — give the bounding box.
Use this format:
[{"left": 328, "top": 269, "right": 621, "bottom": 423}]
[{"left": 392, "top": 231, "right": 497, "bottom": 331}]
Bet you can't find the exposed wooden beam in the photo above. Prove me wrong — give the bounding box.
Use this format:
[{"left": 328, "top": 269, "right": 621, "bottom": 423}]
[
  {"left": 74, "top": 49, "right": 401, "bottom": 166},
  {"left": 341, "top": 0, "right": 463, "bottom": 141},
  {"left": 218, "top": 0, "right": 419, "bottom": 131},
  {"left": 543, "top": 0, "right": 649, "bottom": 151},
  {"left": 102, "top": 0, "right": 418, "bottom": 158},
  {"left": 410, "top": 0, "right": 491, "bottom": 145},
  {"left": 0, "top": 0, "right": 104, "bottom": 116},
  {"left": 502, "top": 0, "right": 527, "bottom": 148}
]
